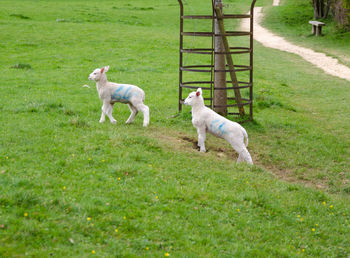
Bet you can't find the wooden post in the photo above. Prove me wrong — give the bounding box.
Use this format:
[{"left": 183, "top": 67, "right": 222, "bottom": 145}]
[
  {"left": 214, "top": 5, "right": 245, "bottom": 116},
  {"left": 213, "top": 0, "right": 227, "bottom": 116}
]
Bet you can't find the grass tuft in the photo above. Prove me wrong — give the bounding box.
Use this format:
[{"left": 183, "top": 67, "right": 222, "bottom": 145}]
[
  {"left": 10, "top": 14, "right": 30, "bottom": 19},
  {"left": 11, "top": 63, "right": 32, "bottom": 69}
]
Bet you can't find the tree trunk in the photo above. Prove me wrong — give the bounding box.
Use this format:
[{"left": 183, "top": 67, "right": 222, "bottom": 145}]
[
  {"left": 213, "top": 0, "right": 227, "bottom": 116},
  {"left": 313, "top": 0, "right": 325, "bottom": 19},
  {"left": 323, "top": 0, "right": 332, "bottom": 18},
  {"left": 334, "top": 0, "right": 350, "bottom": 28}
]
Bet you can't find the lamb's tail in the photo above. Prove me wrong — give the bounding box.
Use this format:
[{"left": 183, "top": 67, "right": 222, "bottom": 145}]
[{"left": 241, "top": 126, "right": 249, "bottom": 147}]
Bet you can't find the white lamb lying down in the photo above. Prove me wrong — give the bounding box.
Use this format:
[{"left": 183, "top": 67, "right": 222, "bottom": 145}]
[
  {"left": 88, "top": 66, "right": 149, "bottom": 127},
  {"left": 184, "top": 88, "right": 253, "bottom": 164}
]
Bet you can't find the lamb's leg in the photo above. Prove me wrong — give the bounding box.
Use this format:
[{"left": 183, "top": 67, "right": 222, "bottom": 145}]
[
  {"left": 230, "top": 139, "right": 253, "bottom": 164},
  {"left": 135, "top": 103, "right": 149, "bottom": 127},
  {"left": 126, "top": 103, "right": 138, "bottom": 124},
  {"left": 238, "top": 148, "right": 253, "bottom": 164},
  {"left": 197, "top": 127, "right": 206, "bottom": 152},
  {"left": 99, "top": 104, "right": 106, "bottom": 123},
  {"left": 104, "top": 102, "right": 117, "bottom": 124}
]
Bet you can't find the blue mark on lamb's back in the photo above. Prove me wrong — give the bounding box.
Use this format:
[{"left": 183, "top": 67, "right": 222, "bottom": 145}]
[
  {"left": 122, "top": 86, "right": 132, "bottom": 100},
  {"left": 218, "top": 122, "right": 226, "bottom": 134},
  {"left": 112, "top": 85, "right": 133, "bottom": 101},
  {"left": 112, "top": 86, "right": 124, "bottom": 100},
  {"left": 209, "top": 119, "right": 226, "bottom": 135}
]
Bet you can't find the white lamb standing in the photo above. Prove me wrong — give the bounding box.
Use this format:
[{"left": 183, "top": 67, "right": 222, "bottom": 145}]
[
  {"left": 88, "top": 66, "right": 149, "bottom": 127},
  {"left": 184, "top": 88, "right": 253, "bottom": 164}
]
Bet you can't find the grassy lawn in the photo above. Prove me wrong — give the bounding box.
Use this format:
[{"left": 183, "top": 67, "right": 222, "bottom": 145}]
[{"left": 0, "top": 0, "right": 349, "bottom": 256}]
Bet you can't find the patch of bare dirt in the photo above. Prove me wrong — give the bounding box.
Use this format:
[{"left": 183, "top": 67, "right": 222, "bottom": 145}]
[
  {"left": 147, "top": 126, "right": 330, "bottom": 191},
  {"left": 147, "top": 127, "right": 237, "bottom": 160}
]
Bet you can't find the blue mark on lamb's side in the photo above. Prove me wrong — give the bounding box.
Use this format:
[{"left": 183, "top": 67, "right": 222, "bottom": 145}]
[
  {"left": 122, "top": 86, "right": 132, "bottom": 100},
  {"left": 218, "top": 122, "right": 226, "bottom": 135},
  {"left": 209, "top": 119, "right": 220, "bottom": 132},
  {"left": 112, "top": 85, "right": 134, "bottom": 101},
  {"left": 112, "top": 86, "right": 124, "bottom": 100},
  {"left": 209, "top": 119, "right": 226, "bottom": 136},
  {"left": 112, "top": 85, "right": 140, "bottom": 102}
]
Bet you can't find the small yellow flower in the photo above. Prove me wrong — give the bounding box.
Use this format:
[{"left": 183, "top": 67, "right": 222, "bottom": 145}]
[
  {"left": 24, "top": 212, "right": 28, "bottom": 217},
  {"left": 115, "top": 228, "right": 118, "bottom": 232},
  {"left": 322, "top": 201, "right": 326, "bottom": 205},
  {"left": 312, "top": 228, "right": 315, "bottom": 232},
  {"left": 118, "top": 177, "right": 121, "bottom": 181},
  {"left": 297, "top": 215, "right": 301, "bottom": 218},
  {"left": 145, "top": 247, "right": 149, "bottom": 251},
  {"left": 302, "top": 249, "right": 305, "bottom": 252},
  {"left": 63, "top": 186, "right": 66, "bottom": 190},
  {"left": 72, "top": 154, "right": 75, "bottom": 157},
  {"left": 237, "top": 208, "right": 240, "bottom": 212},
  {"left": 87, "top": 217, "right": 91, "bottom": 221},
  {"left": 102, "top": 159, "right": 105, "bottom": 162},
  {"left": 165, "top": 253, "right": 170, "bottom": 257},
  {"left": 88, "top": 157, "right": 91, "bottom": 161},
  {"left": 156, "top": 196, "right": 159, "bottom": 199},
  {"left": 299, "top": 218, "right": 304, "bottom": 222},
  {"left": 6, "top": 156, "right": 8, "bottom": 159},
  {"left": 123, "top": 216, "right": 126, "bottom": 220},
  {"left": 315, "top": 224, "right": 319, "bottom": 227},
  {"left": 329, "top": 205, "right": 334, "bottom": 208},
  {"left": 91, "top": 250, "right": 96, "bottom": 254}
]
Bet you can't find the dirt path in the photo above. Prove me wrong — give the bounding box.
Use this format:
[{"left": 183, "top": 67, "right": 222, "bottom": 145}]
[
  {"left": 241, "top": 6, "right": 350, "bottom": 81},
  {"left": 272, "top": 0, "right": 280, "bottom": 6}
]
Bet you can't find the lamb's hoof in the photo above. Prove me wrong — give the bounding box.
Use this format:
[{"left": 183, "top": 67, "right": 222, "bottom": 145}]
[
  {"left": 143, "top": 123, "right": 149, "bottom": 127},
  {"left": 110, "top": 120, "right": 117, "bottom": 124},
  {"left": 99, "top": 120, "right": 105, "bottom": 123}
]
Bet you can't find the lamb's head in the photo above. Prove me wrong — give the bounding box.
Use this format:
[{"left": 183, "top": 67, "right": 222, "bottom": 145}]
[
  {"left": 184, "top": 88, "right": 204, "bottom": 106},
  {"left": 88, "top": 65, "right": 109, "bottom": 81}
]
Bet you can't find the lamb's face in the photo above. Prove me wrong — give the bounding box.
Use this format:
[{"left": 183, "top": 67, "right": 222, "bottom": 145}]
[
  {"left": 184, "top": 91, "right": 198, "bottom": 106},
  {"left": 184, "top": 88, "right": 203, "bottom": 106},
  {"left": 88, "top": 68, "right": 103, "bottom": 81}
]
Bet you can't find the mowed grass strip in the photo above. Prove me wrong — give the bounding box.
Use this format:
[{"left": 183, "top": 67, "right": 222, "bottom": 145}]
[{"left": 0, "top": 0, "right": 349, "bottom": 256}]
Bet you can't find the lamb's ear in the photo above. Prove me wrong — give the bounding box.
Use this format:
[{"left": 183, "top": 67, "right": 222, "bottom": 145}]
[
  {"left": 196, "top": 88, "right": 202, "bottom": 96},
  {"left": 100, "top": 66, "right": 109, "bottom": 74}
]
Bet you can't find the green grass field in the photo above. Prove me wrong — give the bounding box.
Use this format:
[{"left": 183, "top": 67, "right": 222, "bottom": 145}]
[{"left": 1, "top": 0, "right": 349, "bottom": 256}]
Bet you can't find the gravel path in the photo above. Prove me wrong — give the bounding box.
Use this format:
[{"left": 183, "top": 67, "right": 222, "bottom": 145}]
[{"left": 241, "top": 6, "right": 350, "bottom": 81}]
